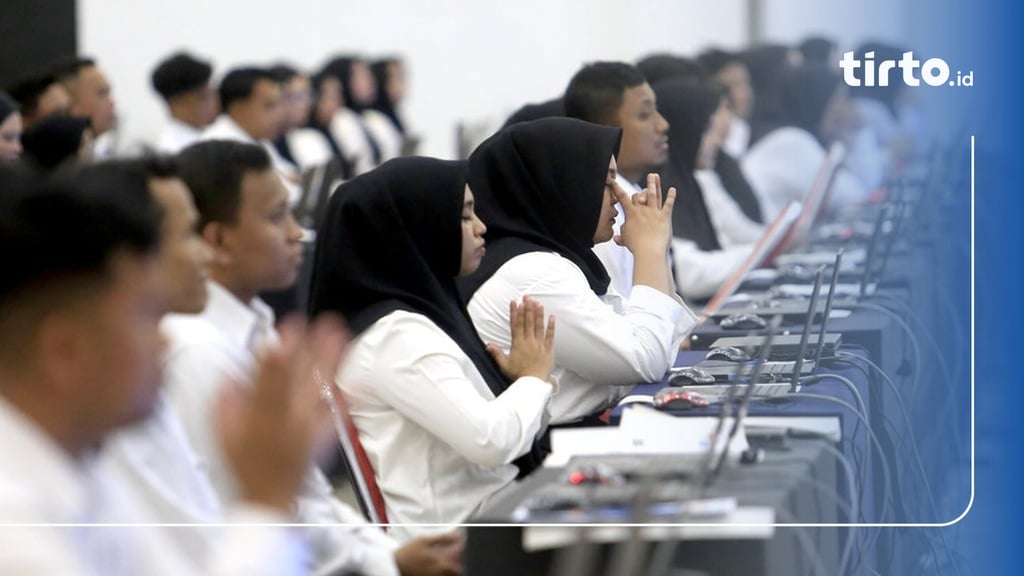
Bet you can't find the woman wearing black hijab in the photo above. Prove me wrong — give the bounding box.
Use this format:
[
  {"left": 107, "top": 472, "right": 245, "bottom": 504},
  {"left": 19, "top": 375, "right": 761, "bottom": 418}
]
[
  {"left": 654, "top": 79, "right": 764, "bottom": 301},
  {"left": 308, "top": 156, "right": 555, "bottom": 540},
  {"left": 741, "top": 65, "right": 866, "bottom": 221},
  {"left": 460, "top": 117, "right": 697, "bottom": 426},
  {"left": 323, "top": 56, "right": 402, "bottom": 167}
]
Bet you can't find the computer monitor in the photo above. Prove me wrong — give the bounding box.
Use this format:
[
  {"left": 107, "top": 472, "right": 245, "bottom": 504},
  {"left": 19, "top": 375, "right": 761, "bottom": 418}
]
[{"left": 703, "top": 202, "right": 802, "bottom": 316}]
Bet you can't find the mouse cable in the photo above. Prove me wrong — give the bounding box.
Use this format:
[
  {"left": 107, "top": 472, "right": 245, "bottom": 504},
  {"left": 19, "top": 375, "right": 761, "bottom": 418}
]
[
  {"left": 782, "top": 393, "right": 892, "bottom": 525},
  {"left": 834, "top": 351, "right": 954, "bottom": 520},
  {"left": 849, "top": 301, "right": 966, "bottom": 454},
  {"left": 834, "top": 352, "right": 964, "bottom": 576},
  {"left": 862, "top": 295, "right": 962, "bottom": 415},
  {"left": 800, "top": 373, "right": 871, "bottom": 519},
  {"left": 773, "top": 508, "right": 832, "bottom": 576},
  {"left": 845, "top": 302, "right": 924, "bottom": 404}
]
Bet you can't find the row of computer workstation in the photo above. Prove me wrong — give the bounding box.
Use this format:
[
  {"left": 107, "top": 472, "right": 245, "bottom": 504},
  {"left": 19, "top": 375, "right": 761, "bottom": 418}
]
[{"left": 465, "top": 142, "right": 973, "bottom": 576}]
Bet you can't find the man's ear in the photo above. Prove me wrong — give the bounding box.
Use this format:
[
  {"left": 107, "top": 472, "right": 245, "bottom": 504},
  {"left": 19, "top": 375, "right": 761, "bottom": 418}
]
[{"left": 201, "top": 221, "right": 232, "bottom": 266}]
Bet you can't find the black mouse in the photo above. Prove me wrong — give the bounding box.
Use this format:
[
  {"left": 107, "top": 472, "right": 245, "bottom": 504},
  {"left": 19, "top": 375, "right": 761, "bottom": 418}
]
[
  {"left": 705, "top": 345, "right": 752, "bottom": 362},
  {"left": 668, "top": 366, "right": 715, "bottom": 386},
  {"left": 653, "top": 387, "right": 710, "bottom": 410},
  {"left": 719, "top": 312, "right": 768, "bottom": 330}
]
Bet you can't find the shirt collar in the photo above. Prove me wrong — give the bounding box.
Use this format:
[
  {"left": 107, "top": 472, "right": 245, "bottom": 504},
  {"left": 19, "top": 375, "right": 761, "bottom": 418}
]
[{"left": 201, "top": 281, "right": 276, "bottom": 354}]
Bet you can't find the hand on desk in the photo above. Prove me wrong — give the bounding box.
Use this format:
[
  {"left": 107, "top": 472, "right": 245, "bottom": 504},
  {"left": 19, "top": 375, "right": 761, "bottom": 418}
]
[{"left": 395, "top": 531, "right": 465, "bottom": 576}]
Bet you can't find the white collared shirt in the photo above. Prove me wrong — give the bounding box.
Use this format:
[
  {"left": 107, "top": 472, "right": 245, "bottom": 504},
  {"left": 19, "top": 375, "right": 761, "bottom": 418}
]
[
  {"left": 694, "top": 169, "right": 765, "bottom": 248},
  {"left": 337, "top": 310, "right": 552, "bottom": 542},
  {"left": 155, "top": 117, "right": 203, "bottom": 155},
  {"left": 467, "top": 251, "right": 697, "bottom": 424},
  {"left": 722, "top": 116, "right": 751, "bottom": 159},
  {"left": 742, "top": 126, "right": 866, "bottom": 222},
  {"left": 162, "top": 280, "right": 400, "bottom": 576},
  {"left": 202, "top": 116, "right": 302, "bottom": 203},
  {"left": 328, "top": 108, "right": 377, "bottom": 176},
  {"left": 0, "top": 395, "right": 308, "bottom": 576}
]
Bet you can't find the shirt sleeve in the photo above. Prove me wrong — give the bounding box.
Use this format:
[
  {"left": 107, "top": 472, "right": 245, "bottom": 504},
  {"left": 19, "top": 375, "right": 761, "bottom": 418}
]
[
  {"left": 670, "top": 238, "right": 753, "bottom": 301},
  {"left": 480, "top": 253, "right": 696, "bottom": 386},
  {"left": 696, "top": 170, "right": 765, "bottom": 247},
  {"left": 363, "top": 313, "right": 553, "bottom": 468}
]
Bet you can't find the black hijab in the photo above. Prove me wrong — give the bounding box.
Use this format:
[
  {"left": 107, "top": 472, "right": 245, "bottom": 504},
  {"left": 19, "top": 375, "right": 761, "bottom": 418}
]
[
  {"left": 20, "top": 115, "right": 91, "bottom": 172},
  {"left": 744, "top": 44, "right": 794, "bottom": 145},
  {"left": 653, "top": 79, "right": 723, "bottom": 251},
  {"left": 308, "top": 156, "right": 546, "bottom": 475},
  {"left": 370, "top": 59, "right": 405, "bottom": 135},
  {"left": 322, "top": 56, "right": 383, "bottom": 163},
  {"left": 715, "top": 149, "right": 763, "bottom": 224},
  {"left": 458, "top": 117, "right": 622, "bottom": 298},
  {"left": 780, "top": 65, "right": 842, "bottom": 146},
  {"left": 0, "top": 92, "right": 17, "bottom": 125}
]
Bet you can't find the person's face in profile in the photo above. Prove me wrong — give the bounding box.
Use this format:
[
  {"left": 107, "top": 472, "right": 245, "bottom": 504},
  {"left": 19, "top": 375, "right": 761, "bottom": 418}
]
[
  {"left": 315, "top": 77, "right": 342, "bottom": 126},
  {"left": 614, "top": 82, "right": 669, "bottom": 178},
  {"left": 74, "top": 251, "right": 165, "bottom": 433},
  {"left": 0, "top": 112, "right": 23, "bottom": 161},
  {"left": 349, "top": 61, "right": 376, "bottom": 108},
  {"left": 593, "top": 156, "right": 619, "bottom": 244},
  {"left": 235, "top": 79, "right": 283, "bottom": 141},
  {"left": 150, "top": 177, "right": 213, "bottom": 314},
  {"left": 71, "top": 65, "right": 116, "bottom": 135},
  {"left": 716, "top": 62, "right": 754, "bottom": 120},
  {"left": 458, "top": 184, "right": 487, "bottom": 276},
  {"left": 282, "top": 75, "right": 313, "bottom": 129},
  {"left": 386, "top": 61, "right": 406, "bottom": 105},
  {"left": 180, "top": 82, "right": 219, "bottom": 128},
  {"left": 213, "top": 168, "right": 304, "bottom": 294}
]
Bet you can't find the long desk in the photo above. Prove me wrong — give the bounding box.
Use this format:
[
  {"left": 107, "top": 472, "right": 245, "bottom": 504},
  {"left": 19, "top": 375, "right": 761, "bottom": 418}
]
[{"left": 468, "top": 437, "right": 842, "bottom": 576}]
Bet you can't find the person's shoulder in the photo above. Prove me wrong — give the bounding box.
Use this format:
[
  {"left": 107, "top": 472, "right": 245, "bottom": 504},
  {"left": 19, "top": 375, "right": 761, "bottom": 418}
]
[
  {"left": 359, "top": 310, "right": 456, "bottom": 353},
  {"left": 160, "top": 314, "right": 236, "bottom": 365}
]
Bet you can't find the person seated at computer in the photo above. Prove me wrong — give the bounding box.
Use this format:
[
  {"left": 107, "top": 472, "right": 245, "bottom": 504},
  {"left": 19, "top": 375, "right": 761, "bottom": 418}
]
[
  {"left": 309, "top": 156, "right": 555, "bottom": 541},
  {"left": 742, "top": 65, "right": 866, "bottom": 221},
  {"left": 459, "top": 117, "right": 697, "bottom": 426},
  {"left": 653, "top": 79, "right": 762, "bottom": 301}
]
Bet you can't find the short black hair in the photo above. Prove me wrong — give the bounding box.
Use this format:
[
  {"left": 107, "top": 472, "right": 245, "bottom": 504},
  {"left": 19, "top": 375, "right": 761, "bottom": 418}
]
[
  {"left": 0, "top": 163, "right": 160, "bottom": 362},
  {"left": 268, "top": 63, "right": 301, "bottom": 85},
  {"left": 52, "top": 57, "right": 98, "bottom": 84},
  {"left": 636, "top": 54, "right": 707, "bottom": 86},
  {"left": 6, "top": 71, "right": 55, "bottom": 118},
  {"left": 218, "top": 67, "right": 275, "bottom": 111},
  {"left": 564, "top": 62, "right": 647, "bottom": 125},
  {"left": 697, "top": 49, "right": 743, "bottom": 78},
  {"left": 176, "top": 140, "right": 271, "bottom": 230},
  {"left": 151, "top": 52, "right": 213, "bottom": 101}
]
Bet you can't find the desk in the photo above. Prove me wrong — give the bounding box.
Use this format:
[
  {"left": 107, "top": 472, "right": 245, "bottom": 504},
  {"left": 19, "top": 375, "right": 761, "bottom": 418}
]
[{"left": 468, "top": 438, "right": 841, "bottom": 576}]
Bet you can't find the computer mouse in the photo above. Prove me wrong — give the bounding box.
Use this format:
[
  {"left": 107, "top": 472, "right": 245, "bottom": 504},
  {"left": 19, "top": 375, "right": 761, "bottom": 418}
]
[
  {"left": 668, "top": 366, "right": 715, "bottom": 386},
  {"left": 719, "top": 312, "right": 768, "bottom": 330},
  {"left": 705, "top": 345, "right": 752, "bottom": 362},
  {"left": 653, "top": 387, "right": 710, "bottom": 410}
]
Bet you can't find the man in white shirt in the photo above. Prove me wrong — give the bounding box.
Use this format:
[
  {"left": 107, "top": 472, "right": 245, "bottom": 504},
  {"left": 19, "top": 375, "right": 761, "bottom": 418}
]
[
  {"left": 564, "top": 62, "right": 672, "bottom": 298},
  {"left": 55, "top": 57, "right": 118, "bottom": 158},
  {"left": 175, "top": 140, "right": 464, "bottom": 576},
  {"left": 151, "top": 52, "right": 219, "bottom": 154},
  {"left": 0, "top": 163, "right": 341, "bottom": 575},
  {"left": 202, "top": 67, "right": 302, "bottom": 201}
]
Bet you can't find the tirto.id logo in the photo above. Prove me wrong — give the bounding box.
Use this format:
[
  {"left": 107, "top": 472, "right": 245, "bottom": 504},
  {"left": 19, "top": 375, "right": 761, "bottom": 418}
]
[{"left": 839, "top": 51, "right": 974, "bottom": 88}]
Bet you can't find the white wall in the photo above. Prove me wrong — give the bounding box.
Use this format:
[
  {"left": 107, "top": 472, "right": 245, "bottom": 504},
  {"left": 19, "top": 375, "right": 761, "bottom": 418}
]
[{"left": 78, "top": 0, "right": 747, "bottom": 159}]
